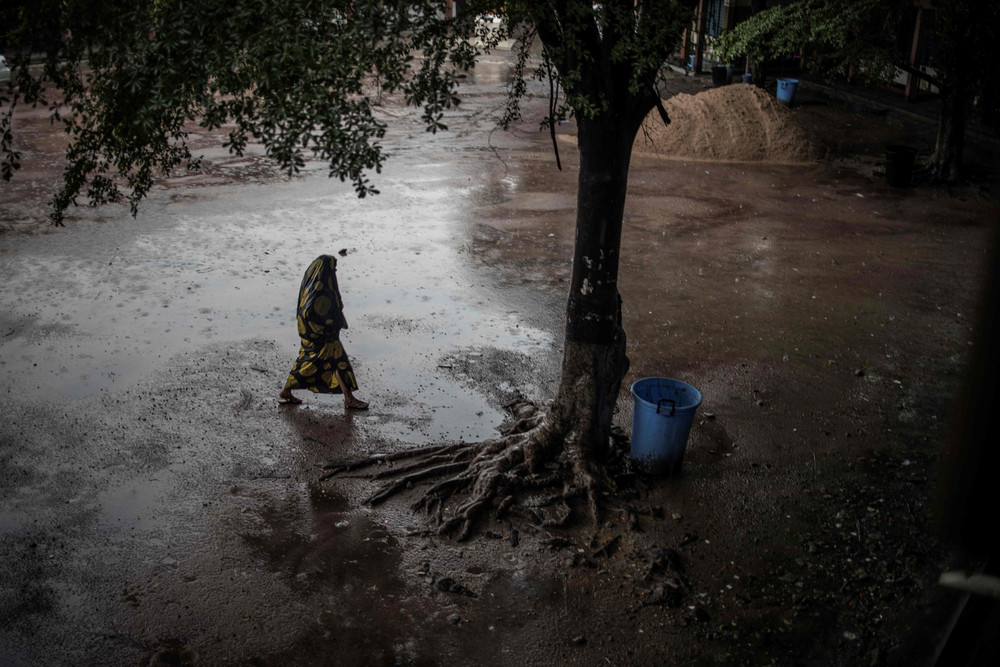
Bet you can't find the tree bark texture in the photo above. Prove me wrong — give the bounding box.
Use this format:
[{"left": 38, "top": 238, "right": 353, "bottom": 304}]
[{"left": 546, "top": 113, "right": 639, "bottom": 461}]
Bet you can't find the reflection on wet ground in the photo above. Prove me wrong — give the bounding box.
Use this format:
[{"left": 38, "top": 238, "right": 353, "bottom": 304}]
[
  {"left": 242, "top": 484, "right": 402, "bottom": 593},
  {"left": 0, "top": 54, "right": 577, "bottom": 664},
  {"left": 0, "top": 159, "right": 554, "bottom": 443},
  {"left": 3, "top": 52, "right": 999, "bottom": 665}
]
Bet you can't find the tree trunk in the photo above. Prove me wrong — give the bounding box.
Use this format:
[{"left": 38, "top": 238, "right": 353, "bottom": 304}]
[
  {"left": 545, "top": 112, "right": 633, "bottom": 463},
  {"left": 931, "top": 76, "right": 973, "bottom": 184},
  {"left": 526, "top": 3, "right": 681, "bottom": 482}
]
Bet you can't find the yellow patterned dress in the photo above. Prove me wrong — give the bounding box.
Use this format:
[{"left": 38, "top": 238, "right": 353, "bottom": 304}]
[{"left": 283, "top": 255, "right": 358, "bottom": 395}]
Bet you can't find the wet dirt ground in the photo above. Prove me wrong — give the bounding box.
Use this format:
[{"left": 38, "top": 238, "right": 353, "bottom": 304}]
[{"left": 2, "top": 56, "right": 999, "bottom": 665}]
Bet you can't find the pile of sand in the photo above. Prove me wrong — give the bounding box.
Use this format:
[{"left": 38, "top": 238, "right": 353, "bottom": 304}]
[{"left": 634, "top": 84, "right": 820, "bottom": 163}]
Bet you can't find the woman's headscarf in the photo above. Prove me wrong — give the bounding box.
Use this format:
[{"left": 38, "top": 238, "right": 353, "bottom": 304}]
[{"left": 297, "top": 255, "right": 348, "bottom": 341}]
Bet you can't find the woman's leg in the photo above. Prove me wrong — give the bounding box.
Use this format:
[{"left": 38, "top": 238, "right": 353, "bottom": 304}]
[
  {"left": 335, "top": 369, "right": 368, "bottom": 409},
  {"left": 278, "top": 387, "right": 302, "bottom": 404}
]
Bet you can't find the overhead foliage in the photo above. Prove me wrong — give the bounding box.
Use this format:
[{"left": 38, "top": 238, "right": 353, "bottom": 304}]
[
  {"left": 2, "top": 1, "right": 479, "bottom": 222},
  {"left": 1, "top": 0, "right": 693, "bottom": 225},
  {"left": 716, "top": 0, "right": 907, "bottom": 83}
]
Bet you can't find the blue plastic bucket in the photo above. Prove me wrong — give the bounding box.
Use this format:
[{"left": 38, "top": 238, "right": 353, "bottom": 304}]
[
  {"left": 776, "top": 78, "right": 799, "bottom": 105},
  {"left": 630, "top": 378, "right": 702, "bottom": 475},
  {"left": 688, "top": 55, "right": 696, "bottom": 70},
  {"left": 741, "top": 73, "right": 753, "bottom": 84}
]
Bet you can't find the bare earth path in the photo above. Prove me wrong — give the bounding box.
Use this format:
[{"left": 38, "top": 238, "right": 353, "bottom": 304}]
[{"left": 1, "top": 57, "right": 998, "bottom": 665}]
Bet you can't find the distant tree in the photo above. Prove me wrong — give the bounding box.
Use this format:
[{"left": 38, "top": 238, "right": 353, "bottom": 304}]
[
  {"left": 717, "top": 0, "right": 999, "bottom": 183},
  {"left": 1, "top": 0, "right": 696, "bottom": 537}
]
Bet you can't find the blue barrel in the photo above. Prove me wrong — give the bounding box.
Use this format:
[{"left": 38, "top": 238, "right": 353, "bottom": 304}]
[
  {"left": 630, "top": 378, "right": 702, "bottom": 475},
  {"left": 776, "top": 78, "right": 799, "bottom": 105},
  {"left": 741, "top": 73, "right": 753, "bottom": 84}
]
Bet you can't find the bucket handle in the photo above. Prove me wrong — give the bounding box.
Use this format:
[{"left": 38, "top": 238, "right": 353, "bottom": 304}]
[{"left": 656, "top": 398, "right": 676, "bottom": 416}]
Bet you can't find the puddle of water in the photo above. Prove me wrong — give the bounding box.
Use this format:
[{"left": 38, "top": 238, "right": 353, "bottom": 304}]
[
  {"left": 242, "top": 483, "right": 405, "bottom": 593},
  {"left": 0, "top": 510, "right": 34, "bottom": 535},
  {"left": 467, "top": 57, "right": 514, "bottom": 86},
  {"left": 95, "top": 466, "right": 187, "bottom": 532},
  {"left": 0, "top": 153, "right": 554, "bottom": 445}
]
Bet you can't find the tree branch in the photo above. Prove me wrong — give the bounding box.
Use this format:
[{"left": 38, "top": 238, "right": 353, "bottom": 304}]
[
  {"left": 547, "top": 63, "right": 563, "bottom": 171},
  {"left": 654, "top": 94, "right": 671, "bottom": 127}
]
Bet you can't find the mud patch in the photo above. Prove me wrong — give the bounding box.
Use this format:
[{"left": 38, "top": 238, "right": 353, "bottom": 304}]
[
  {"left": 364, "top": 313, "right": 433, "bottom": 337},
  {"left": 439, "top": 346, "right": 547, "bottom": 407},
  {"left": 0, "top": 530, "right": 61, "bottom": 630}
]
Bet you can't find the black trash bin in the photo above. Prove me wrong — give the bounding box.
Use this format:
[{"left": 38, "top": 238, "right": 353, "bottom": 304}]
[
  {"left": 711, "top": 66, "right": 727, "bottom": 87},
  {"left": 885, "top": 145, "right": 916, "bottom": 188}
]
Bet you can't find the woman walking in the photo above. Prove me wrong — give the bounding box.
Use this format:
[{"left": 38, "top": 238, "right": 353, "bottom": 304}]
[{"left": 279, "top": 255, "right": 368, "bottom": 409}]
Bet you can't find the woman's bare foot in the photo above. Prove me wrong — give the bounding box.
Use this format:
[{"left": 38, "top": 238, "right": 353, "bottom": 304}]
[
  {"left": 278, "top": 388, "right": 302, "bottom": 405},
  {"left": 345, "top": 397, "right": 369, "bottom": 410}
]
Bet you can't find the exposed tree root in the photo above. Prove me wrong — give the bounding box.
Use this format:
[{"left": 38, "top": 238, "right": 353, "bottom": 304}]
[
  {"left": 317, "top": 443, "right": 465, "bottom": 481},
  {"left": 320, "top": 401, "right": 626, "bottom": 540}
]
